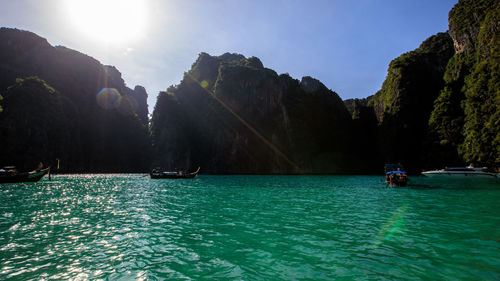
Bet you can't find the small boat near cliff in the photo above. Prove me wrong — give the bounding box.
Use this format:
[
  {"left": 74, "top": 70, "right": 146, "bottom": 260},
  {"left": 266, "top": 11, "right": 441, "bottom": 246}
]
[
  {"left": 422, "top": 166, "right": 498, "bottom": 179},
  {"left": 385, "top": 163, "right": 409, "bottom": 187},
  {"left": 0, "top": 166, "right": 50, "bottom": 183},
  {"left": 150, "top": 167, "right": 200, "bottom": 179}
]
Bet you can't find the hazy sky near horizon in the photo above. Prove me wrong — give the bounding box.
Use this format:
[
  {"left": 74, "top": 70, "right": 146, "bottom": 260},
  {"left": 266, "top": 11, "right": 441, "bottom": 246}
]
[{"left": 0, "top": 0, "right": 458, "bottom": 110}]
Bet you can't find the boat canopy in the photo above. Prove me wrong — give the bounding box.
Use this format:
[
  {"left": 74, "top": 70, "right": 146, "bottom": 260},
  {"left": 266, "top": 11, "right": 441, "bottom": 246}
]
[
  {"left": 387, "top": 171, "right": 406, "bottom": 174},
  {"left": 162, "top": 171, "right": 179, "bottom": 175}
]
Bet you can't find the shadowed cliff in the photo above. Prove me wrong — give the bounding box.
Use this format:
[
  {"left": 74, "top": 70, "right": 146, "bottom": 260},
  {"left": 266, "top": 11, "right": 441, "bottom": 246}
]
[
  {"left": 151, "top": 53, "right": 355, "bottom": 174},
  {"left": 0, "top": 28, "right": 151, "bottom": 172}
]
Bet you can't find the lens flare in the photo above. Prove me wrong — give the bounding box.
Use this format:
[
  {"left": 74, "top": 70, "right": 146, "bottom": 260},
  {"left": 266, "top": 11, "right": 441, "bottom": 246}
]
[
  {"left": 372, "top": 204, "right": 408, "bottom": 248},
  {"left": 200, "top": 80, "right": 210, "bottom": 89},
  {"left": 96, "top": 88, "right": 122, "bottom": 110}
]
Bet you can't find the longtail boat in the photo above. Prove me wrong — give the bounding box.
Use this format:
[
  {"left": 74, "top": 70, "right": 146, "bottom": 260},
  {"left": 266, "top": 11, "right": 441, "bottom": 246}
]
[
  {"left": 385, "top": 163, "right": 408, "bottom": 187},
  {"left": 0, "top": 167, "right": 50, "bottom": 183},
  {"left": 150, "top": 167, "right": 200, "bottom": 179}
]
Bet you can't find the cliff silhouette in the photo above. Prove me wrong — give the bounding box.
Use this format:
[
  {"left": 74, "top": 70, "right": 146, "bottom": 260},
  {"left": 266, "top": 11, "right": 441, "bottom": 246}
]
[
  {"left": 0, "top": 28, "right": 150, "bottom": 172},
  {"left": 1, "top": 0, "right": 498, "bottom": 173}
]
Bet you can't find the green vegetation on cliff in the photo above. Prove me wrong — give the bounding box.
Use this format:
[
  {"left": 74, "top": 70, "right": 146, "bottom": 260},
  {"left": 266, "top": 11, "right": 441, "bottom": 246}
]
[
  {"left": 429, "top": 0, "right": 499, "bottom": 166},
  {"left": 368, "top": 33, "right": 454, "bottom": 122},
  {"left": 364, "top": 33, "right": 455, "bottom": 171},
  {"left": 349, "top": 0, "right": 500, "bottom": 170},
  {"left": 461, "top": 4, "right": 499, "bottom": 164}
]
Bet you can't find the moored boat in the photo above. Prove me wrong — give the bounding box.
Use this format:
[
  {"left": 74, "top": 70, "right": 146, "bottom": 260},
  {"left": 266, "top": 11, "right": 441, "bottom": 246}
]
[
  {"left": 150, "top": 167, "right": 200, "bottom": 179},
  {"left": 0, "top": 166, "right": 50, "bottom": 183},
  {"left": 422, "top": 166, "right": 498, "bottom": 179},
  {"left": 385, "top": 163, "right": 409, "bottom": 187}
]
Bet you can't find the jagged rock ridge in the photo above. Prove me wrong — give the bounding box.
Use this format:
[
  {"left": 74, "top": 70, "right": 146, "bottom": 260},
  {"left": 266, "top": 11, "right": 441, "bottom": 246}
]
[
  {"left": 0, "top": 28, "right": 151, "bottom": 172},
  {"left": 151, "top": 53, "right": 355, "bottom": 174}
]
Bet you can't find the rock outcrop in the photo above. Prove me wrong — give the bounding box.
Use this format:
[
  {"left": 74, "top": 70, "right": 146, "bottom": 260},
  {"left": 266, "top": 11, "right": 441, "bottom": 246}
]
[
  {"left": 151, "top": 53, "right": 354, "bottom": 173},
  {"left": 0, "top": 28, "right": 151, "bottom": 172},
  {"left": 366, "top": 33, "right": 455, "bottom": 171},
  {"left": 429, "top": 0, "right": 499, "bottom": 166},
  {"left": 353, "top": 0, "right": 499, "bottom": 170}
]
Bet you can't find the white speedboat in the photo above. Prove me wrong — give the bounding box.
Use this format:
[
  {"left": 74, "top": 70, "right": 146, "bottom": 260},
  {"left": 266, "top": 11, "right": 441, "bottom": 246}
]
[{"left": 422, "top": 166, "right": 498, "bottom": 179}]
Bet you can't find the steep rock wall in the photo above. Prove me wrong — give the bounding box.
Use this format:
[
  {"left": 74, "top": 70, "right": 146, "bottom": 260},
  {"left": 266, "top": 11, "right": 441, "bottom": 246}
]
[{"left": 151, "top": 53, "right": 354, "bottom": 173}]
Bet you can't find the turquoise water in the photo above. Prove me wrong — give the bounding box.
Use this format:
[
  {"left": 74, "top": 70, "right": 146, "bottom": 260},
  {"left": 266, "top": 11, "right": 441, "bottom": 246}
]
[{"left": 0, "top": 175, "right": 499, "bottom": 280}]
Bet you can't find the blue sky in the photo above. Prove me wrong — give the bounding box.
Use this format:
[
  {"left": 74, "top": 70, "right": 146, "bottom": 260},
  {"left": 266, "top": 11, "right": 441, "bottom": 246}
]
[{"left": 0, "top": 0, "right": 458, "bottom": 110}]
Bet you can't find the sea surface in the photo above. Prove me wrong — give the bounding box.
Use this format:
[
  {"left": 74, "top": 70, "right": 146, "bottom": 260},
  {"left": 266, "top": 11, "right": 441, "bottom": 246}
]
[{"left": 0, "top": 175, "right": 499, "bottom": 280}]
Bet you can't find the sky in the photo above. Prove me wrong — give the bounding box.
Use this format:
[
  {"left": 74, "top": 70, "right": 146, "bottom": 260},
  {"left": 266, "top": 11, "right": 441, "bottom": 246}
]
[{"left": 0, "top": 0, "right": 458, "bottom": 111}]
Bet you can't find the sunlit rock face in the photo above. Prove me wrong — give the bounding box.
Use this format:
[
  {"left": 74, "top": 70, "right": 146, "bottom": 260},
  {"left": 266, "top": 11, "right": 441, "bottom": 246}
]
[
  {"left": 346, "top": 0, "right": 500, "bottom": 171},
  {"left": 365, "top": 32, "right": 455, "bottom": 172},
  {"left": 436, "top": 0, "right": 500, "bottom": 165},
  {"left": 0, "top": 28, "right": 150, "bottom": 172},
  {"left": 447, "top": 0, "right": 496, "bottom": 54},
  {"left": 151, "top": 53, "right": 355, "bottom": 174}
]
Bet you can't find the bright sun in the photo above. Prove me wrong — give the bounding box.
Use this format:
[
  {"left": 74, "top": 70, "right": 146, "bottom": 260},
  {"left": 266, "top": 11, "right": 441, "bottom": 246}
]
[{"left": 65, "top": 0, "right": 147, "bottom": 44}]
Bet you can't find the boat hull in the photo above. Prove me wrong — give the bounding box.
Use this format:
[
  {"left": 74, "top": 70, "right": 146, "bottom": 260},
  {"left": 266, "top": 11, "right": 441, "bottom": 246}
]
[
  {"left": 422, "top": 171, "right": 498, "bottom": 179},
  {"left": 386, "top": 178, "right": 408, "bottom": 187},
  {"left": 0, "top": 168, "right": 50, "bottom": 183},
  {"left": 150, "top": 173, "right": 198, "bottom": 179},
  {"left": 150, "top": 167, "right": 200, "bottom": 179}
]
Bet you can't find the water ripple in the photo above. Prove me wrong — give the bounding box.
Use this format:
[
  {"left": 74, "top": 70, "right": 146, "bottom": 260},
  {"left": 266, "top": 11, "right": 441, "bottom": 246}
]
[{"left": 0, "top": 175, "right": 499, "bottom": 280}]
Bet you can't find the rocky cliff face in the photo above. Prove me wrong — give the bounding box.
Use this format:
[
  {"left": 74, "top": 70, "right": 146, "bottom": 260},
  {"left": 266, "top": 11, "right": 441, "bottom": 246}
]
[
  {"left": 2, "top": 0, "right": 497, "bottom": 173},
  {"left": 151, "top": 53, "right": 354, "bottom": 173},
  {"left": 448, "top": 0, "right": 496, "bottom": 53},
  {"left": 429, "top": 0, "right": 499, "bottom": 166},
  {"left": 368, "top": 33, "right": 455, "bottom": 123},
  {"left": 0, "top": 77, "right": 74, "bottom": 171},
  {"left": 152, "top": 0, "right": 500, "bottom": 174},
  {"left": 353, "top": 0, "right": 499, "bottom": 170},
  {"left": 366, "top": 33, "right": 455, "bottom": 171},
  {"left": 131, "top": 85, "right": 149, "bottom": 124},
  {"left": 0, "top": 28, "right": 150, "bottom": 172}
]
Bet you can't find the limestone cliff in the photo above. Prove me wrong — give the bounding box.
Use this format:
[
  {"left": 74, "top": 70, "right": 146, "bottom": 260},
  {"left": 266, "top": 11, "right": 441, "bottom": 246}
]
[
  {"left": 362, "top": 33, "right": 455, "bottom": 171},
  {"left": 354, "top": 0, "right": 499, "bottom": 170},
  {"left": 0, "top": 28, "right": 151, "bottom": 172},
  {"left": 151, "top": 53, "right": 354, "bottom": 173},
  {"left": 429, "top": 0, "right": 499, "bottom": 166}
]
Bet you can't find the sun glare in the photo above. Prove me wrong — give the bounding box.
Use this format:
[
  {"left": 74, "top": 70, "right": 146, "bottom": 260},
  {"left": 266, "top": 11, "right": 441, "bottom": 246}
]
[{"left": 65, "top": 0, "right": 147, "bottom": 44}]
